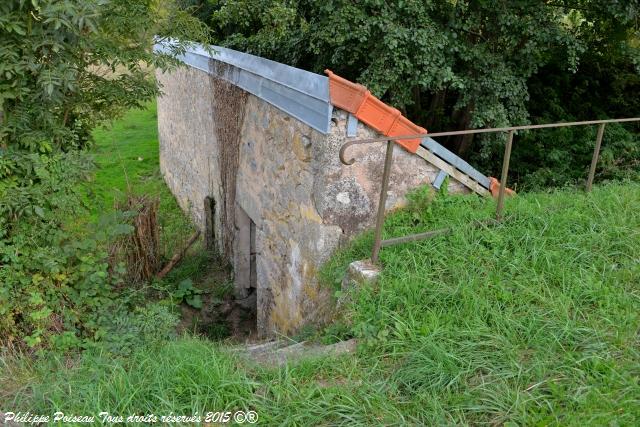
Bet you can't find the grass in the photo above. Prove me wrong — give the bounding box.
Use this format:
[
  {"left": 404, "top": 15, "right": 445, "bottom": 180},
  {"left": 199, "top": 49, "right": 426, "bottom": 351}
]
[
  {"left": 332, "top": 183, "right": 640, "bottom": 425},
  {"left": 89, "top": 103, "right": 164, "bottom": 215},
  {"left": 79, "top": 102, "right": 219, "bottom": 286},
  {"left": 2, "top": 106, "right": 639, "bottom": 425}
]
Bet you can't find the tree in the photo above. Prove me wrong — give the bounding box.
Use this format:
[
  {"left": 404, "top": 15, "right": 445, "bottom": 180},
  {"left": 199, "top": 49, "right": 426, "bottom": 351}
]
[
  {"left": 0, "top": 0, "right": 210, "bottom": 152},
  {"left": 203, "top": 0, "right": 639, "bottom": 188},
  {"left": 473, "top": 0, "right": 640, "bottom": 188},
  {"left": 0, "top": 0, "right": 209, "bottom": 349},
  {"left": 207, "top": 1, "right": 580, "bottom": 135}
]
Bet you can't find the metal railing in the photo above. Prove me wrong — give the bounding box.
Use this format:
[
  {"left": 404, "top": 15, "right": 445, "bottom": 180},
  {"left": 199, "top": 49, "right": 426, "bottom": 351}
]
[{"left": 339, "top": 117, "right": 640, "bottom": 263}]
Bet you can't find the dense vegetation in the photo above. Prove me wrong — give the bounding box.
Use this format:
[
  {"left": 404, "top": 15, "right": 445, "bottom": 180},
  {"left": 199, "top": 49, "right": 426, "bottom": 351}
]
[
  {"left": 0, "top": 0, "right": 209, "bottom": 350},
  {"left": 195, "top": 0, "right": 640, "bottom": 189},
  {"left": 1, "top": 2, "right": 639, "bottom": 423},
  {"left": 5, "top": 150, "right": 639, "bottom": 423}
]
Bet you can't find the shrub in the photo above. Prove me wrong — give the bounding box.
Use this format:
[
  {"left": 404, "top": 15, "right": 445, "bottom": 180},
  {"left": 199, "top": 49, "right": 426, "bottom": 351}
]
[
  {"left": 0, "top": 151, "right": 135, "bottom": 350},
  {"left": 0, "top": 0, "right": 209, "bottom": 351}
]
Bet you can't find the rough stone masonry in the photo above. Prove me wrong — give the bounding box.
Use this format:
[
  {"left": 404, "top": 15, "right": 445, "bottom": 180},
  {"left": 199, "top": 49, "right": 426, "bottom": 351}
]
[{"left": 156, "top": 57, "right": 467, "bottom": 337}]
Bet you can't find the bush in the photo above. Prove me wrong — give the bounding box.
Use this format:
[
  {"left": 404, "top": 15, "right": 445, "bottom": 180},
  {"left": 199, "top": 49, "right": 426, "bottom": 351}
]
[
  {"left": 471, "top": 122, "right": 640, "bottom": 191},
  {"left": 0, "top": 150, "right": 136, "bottom": 350},
  {"left": 0, "top": 0, "right": 209, "bottom": 351},
  {"left": 96, "top": 304, "right": 180, "bottom": 355}
]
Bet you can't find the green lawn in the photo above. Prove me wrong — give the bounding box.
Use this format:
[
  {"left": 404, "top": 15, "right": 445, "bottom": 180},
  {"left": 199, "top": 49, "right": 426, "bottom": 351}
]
[
  {"left": 89, "top": 103, "right": 163, "bottom": 214},
  {"left": 77, "top": 103, "right": 192, "bottom": 260},
  {"left": 78, "top": 103, "right": 217, "bottom": 286},
  {"left": 3, "top": 106, "right": 639, "bottom": 425}
]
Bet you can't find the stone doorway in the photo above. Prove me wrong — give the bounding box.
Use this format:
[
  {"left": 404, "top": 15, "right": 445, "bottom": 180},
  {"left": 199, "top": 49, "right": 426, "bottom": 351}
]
[{"left": 233, "top": 203, "right": 258, "bottom": 319}]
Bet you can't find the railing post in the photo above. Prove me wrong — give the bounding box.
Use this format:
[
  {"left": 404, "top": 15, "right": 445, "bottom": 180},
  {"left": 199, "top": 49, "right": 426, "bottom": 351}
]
[
  {"left": 585, "top": 123, "right": 606, "bottom": 192},
  {"left": 371, "top": 139, "right": 394, "bottom": 263},
  {"left": 496, "top": 130, "right": 515, "bottom": 221}
]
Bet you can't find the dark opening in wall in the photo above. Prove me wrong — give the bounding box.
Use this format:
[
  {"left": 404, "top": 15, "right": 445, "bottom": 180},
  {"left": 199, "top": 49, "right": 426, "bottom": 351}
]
[
  {"left": 186, "top": 197, "right": 257, "bottom": 340},
  {"left": 204, "top": 196, "right": 216, "bottom": 252}
]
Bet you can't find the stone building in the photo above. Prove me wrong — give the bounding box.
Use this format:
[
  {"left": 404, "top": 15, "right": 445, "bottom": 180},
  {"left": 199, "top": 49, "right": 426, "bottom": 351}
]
[{"left": 154, "top": 42, "right": 493, "bottom": 336}]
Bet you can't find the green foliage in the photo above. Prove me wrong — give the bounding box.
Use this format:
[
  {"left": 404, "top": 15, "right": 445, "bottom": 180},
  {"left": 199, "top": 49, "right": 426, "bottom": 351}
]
[
  {"left": 0, "top": 0, "right": 209, "bottom": 151},
  {"left": 0, "top": 0, "right": 209, "bottom": 350},
  {"left": 471, "top": 7, "right": 640, "bottom": 189},
  {"left": 208, "top": 1, "right": 575, "bottom": 119},
  {"left": 484, "top": 123, "right": 640, "bottom": 191},
  {"left": 0, "top": 150, "right": 91, "bottom": 234},
  {"left": 204, "top": 1, "right": 638, "bottom": 124},
  {"left": 96, "top": 304, "right": 180, "bottom": 355},
  {"left": 169, "top": 279, "right": 205, "bottom": 309},
  {"left": 0, "top": 106, "right": 205, "bottom": 351},
  {"left": 0, "top": 150, "right": 130, "bottom": 350},
  {"left": 5, "top": 184, "right": 640, "bottom": 424},
  {"left": 0, "top": 101, "right": 225, "bottom": 350},
  {"left": 203, "top": 0, "right": 640, "bottom": 188}
]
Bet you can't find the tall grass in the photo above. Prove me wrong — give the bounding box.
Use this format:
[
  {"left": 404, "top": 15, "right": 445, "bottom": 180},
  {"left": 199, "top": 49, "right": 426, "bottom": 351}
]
[
  {"left": 3, "top": 101, "right": 638, "bottom": 423},
  {"left": 3, "top": 183, "right": 638, "bottom": 425},
  {"left": 341, "top": 183, "right": 640, "bottom": 425}
]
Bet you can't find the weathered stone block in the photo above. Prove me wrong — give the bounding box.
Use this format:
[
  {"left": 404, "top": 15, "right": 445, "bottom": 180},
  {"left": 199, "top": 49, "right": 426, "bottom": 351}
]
[{"left": 341, "top": 260, "right": 382, "bottom": 289}]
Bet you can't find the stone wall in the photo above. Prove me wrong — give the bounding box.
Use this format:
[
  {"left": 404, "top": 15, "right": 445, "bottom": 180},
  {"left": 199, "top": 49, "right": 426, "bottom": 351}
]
[
  {"left": 157, "top": 65, "right": 465, "bottom": 336},
  {"left": 157, "top": 66, "right": 225, "bottom": 251}
]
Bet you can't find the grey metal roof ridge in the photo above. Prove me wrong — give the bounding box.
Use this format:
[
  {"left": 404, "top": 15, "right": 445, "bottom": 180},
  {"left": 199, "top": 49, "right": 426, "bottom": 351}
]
[
  {"left": 420, "top": 137, "right": 491, "bottom": 190},
  {"left": 154, "top": 41, "right": 332, "bottom": 134},
  {"left": 193, "top": 44, "right": 328, "bottom": 100}
]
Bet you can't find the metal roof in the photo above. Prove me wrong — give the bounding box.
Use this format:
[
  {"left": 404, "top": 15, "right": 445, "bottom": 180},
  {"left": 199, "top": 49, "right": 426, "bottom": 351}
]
[
  {"left": 154, "top": 41, "right": 491, "bottom": 192},
  {"left": 421, "top": 137, "right": 491, "bottom": 189},
  {"left": 154, "top": 41, "right": 333, "bottom": 134}
]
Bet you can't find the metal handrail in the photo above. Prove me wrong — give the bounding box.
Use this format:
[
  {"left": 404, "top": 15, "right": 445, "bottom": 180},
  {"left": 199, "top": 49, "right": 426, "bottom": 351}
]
[{"left": 339, "top": 117, "right": 640, "bottom": 263}]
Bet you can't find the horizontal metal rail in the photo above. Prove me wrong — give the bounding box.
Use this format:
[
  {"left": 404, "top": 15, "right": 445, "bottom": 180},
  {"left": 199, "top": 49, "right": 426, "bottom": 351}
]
[
  {"left": 381, "top": 228, "right": 450, "bottom": 248},
  {"left": 340, "top": 117, "right": 640, "bottom": 263},
  {"left": 343, "top": 117, "right": 640, "bottom": 145},
  {"left": 380, "top": 219, "right": 500, "bottom": 249}
]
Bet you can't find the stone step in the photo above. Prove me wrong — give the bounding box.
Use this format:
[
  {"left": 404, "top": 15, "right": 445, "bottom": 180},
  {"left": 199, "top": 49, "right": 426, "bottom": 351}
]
[{"left": 238, "top": 339, "right": 357, "bottom": 367}]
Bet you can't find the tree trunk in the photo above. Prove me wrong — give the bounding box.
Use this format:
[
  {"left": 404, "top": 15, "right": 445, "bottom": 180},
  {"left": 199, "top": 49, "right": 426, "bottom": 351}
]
[
  {"left": 425, "top": 90, "right": 447, "bottom": 130},
  {"left": 450, "top": 103, "right": 474, "bottom": 155}
]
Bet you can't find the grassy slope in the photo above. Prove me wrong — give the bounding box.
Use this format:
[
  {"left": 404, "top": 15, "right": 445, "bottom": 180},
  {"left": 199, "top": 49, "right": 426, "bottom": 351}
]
[
  {"left": 4, "top": 108, "right": 639, "bottom": 425},
  {"left": 82, "top": 102, "right": 214, "bottom": 284}
]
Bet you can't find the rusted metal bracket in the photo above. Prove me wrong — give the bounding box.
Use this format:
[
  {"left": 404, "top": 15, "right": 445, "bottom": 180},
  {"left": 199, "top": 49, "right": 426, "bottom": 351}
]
[{"left": 339, "top": 139, "right": 381, "bottom": 166}]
